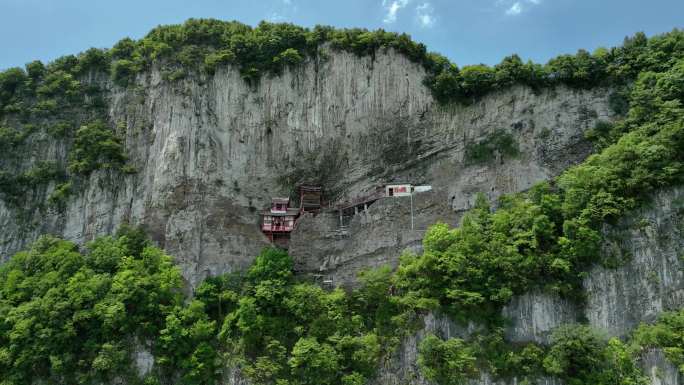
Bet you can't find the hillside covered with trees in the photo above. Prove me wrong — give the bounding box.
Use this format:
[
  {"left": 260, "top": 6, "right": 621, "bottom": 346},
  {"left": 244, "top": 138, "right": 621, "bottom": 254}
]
[{"left": 1, "top": 18, "right": 684, "bottom": 385}]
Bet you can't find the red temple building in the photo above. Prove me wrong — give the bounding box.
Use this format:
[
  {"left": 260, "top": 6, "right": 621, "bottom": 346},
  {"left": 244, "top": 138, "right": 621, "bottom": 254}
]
[
  {"left": 261, "top": 197, "right": 298, "bottom": 245},
  {"left": 261, "top": 186, "right": 322, "bottom": 247}
]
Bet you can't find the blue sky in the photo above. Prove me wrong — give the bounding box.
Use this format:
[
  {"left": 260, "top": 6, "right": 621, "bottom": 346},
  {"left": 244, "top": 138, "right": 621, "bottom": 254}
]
[{"left": 0, "top": 0, "right": 682, "bottom": 71}]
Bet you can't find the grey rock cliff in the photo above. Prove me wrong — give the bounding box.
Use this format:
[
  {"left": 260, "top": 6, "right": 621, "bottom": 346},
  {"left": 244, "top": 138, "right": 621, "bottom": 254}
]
[
  {"left": 643, "top": 349, "right": 681, "bottom": 385},
  {"left": 6, "top": 47, "right": 683, "bottom": 385},
  {"left": 0, "top": 48, "right": 613, "bottom": 289},
  {"left": 368, "top": 187, "right": 684, "bottom": 385},
  {"left": 16, "top": 46, "right": 684, "bottom": 385},
  {"left": 584, "top": 187, "right": 684, "bottom": 337}
]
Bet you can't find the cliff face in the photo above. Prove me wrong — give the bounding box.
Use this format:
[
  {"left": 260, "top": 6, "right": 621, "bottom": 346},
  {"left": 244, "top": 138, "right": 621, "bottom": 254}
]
[
  {"left": 0, "top": 48, "right": 613, "bottom": 289},
  {"left": 584, "top": 187, "right": 684, "bottom": 337},
  {"left": 6, "top": 47, "right": 684, "bottom": 384},
  {"left": 369, "top": 186, "right": 684, "bottom": 385}
]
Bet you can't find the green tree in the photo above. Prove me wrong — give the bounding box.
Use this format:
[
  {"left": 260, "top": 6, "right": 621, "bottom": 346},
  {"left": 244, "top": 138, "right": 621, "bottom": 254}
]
[
  {"left": 418, "top": 334, "right": 478, "bottom": 385},
  {"left": 247, "top": 247, "right": 293, "bottom": 283},
  {"left": 157, "top": 301, "right": 219, "bottom": 384},
  {"left": 0, "top": 231, "right": 183, "bottom": 384},
  {"left": 111, "top": 59, "right": 137, "bottom": 86},
  {"left": 289, "top": 337, "right": 340, "bottom": 385},
  {"left": 459, "top": 64, "right": 496, "bottom": 98},
  {"left": 544, "top": 325, "right": 647, "bottom": 385},
  {"left": 543, "top": 325, "right": 607, "bottom": 384}
]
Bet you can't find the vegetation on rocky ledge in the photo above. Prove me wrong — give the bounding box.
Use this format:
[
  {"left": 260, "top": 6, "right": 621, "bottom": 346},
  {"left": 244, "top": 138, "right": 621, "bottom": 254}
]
[
  {"left": 0, "top": 226, "right": 182, "bottom": 385},
  {"left": 2, "top": 20, "right": 684, "bottom": 110},
  {"left": 411, "top": 49, "right": 684, "bottom": 385}
]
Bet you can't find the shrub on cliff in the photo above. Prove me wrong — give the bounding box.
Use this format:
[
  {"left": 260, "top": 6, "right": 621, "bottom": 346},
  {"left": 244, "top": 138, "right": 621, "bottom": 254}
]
[
  {"left": 5, "top": 20, "right": 680, "bottom": 108},
  {"left": 418, "top": 335, "right": 478, "bottom": 385},
  {"left": 633, "top": 309, "right": 684, "bottom": 372},
  {"left": 68, "top": 120, "right": 128, "bottom": 174},
  {"left": 111, "top": 59, "right": 137, "bottom": 86},
  {"left": 0, "top": 161, "right": 64, "bottom": 207},
  {"left": 543, "top": 325, "right": 647, "bottom": 385}
]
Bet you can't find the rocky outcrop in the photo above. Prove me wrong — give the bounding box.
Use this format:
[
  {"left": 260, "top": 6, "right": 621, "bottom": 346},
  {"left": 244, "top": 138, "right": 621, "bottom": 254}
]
[
  {"left": 502, "top": 292, "right": 580, "bottom": 344},
  {"left": 287, "top": 76, "right": 613, "bottom": 286},
  {"left": 290, "top": 191, "right": 442, "bottom": 286},
  {"left": 371, "top": 186, "right": 684, "bottom": 385},
  {"left": 643, "top": 349, "right": 681, "bottom": 385},
  {"left": 4, "top": 44, "right": 684, "bottom": 384},
  {"left": 0, "top": 48, "right": 613, "bottom": 289},
  {"left": 133, "top": 344, "right": 154, "bottom": 378},
  {"left": 584, "top": 187, "right": 684, "bottom": 337}
]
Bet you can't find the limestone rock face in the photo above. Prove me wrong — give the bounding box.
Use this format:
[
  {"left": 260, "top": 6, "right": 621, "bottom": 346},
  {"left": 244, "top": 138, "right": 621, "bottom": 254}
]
[
  {"left": 374, "top": 186, "right": 684, "bottom": 385},
  {"left": 6, "top": 48, "right": 684, "bottom": 384},
  {"left": 0, "top": 48, "right": 613, "bottom": 289},
  {"left": 584, "top": 187, "right": 684, "bottom": 337},
  {"left": 371, "top": 312, "right": 563, "bottom": 385},
  {"left": 502, "top": 292, "right": 579, "bottom": 344},
  {"left": 642, "top": 349, "right": 682, "bottom": 385},
  {"left": 133, "top": 344, "right": 154, "bottom": 378}
]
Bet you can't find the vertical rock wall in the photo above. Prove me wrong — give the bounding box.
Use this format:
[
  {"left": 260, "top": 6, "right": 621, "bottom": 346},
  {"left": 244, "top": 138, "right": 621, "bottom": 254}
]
[
  {"left": 0, "top": 48, "right": 613, "bottom": 289},
  {"left": 7, "top": 45, "right": 682, "bottom": 385},
  {"left": 370, "top": 187, "right": 684, "bottom": 385},
  {"left": 584, "top": 187, "right": 684, "bottom": 337}
]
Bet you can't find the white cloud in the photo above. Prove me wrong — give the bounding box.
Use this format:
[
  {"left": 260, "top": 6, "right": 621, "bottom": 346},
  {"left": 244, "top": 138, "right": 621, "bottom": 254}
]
[
  {"left": 506, "top": 2, "right": 522, "bottom": 15},
  {"left": 268, "top": 12, "right": 286, "bottom": 21},
  {"left": 267, "top": 0, "right": 297, "bottom": 22},
  {"left": 416, "top": 3, "right": 435, "bottom": 28},
  {"left": 382, "top": 0, "right": 411, "bottom": 24},
  {"left": 500, "top": 0, "right": 541, "bottom": 15}
]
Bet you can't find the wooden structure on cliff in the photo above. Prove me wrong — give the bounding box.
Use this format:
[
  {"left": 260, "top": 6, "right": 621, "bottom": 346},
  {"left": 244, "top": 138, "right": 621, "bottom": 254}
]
[
  {"left": 261, "top": 197, "right": 299, "bottom": 246},
  {"left": 261, "top": 185, "right": 323, "bottom": 247},
  {"left": 334, "top": 187, "right": 385, "bottom": 227},
  {"left": 334, "top": 183, "right": 432, "bottom": 229},
  {"left": 261, "top": 183, "right": 431, "bottom": 245},
  {"left": 298, "top": 185, "right": 322, "bottom": 214}
]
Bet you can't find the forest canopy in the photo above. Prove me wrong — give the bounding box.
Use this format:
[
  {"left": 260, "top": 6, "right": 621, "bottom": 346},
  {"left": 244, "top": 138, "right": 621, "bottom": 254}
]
[{"left": 1, "top": 19, "right": 683, "bottom": 108}]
